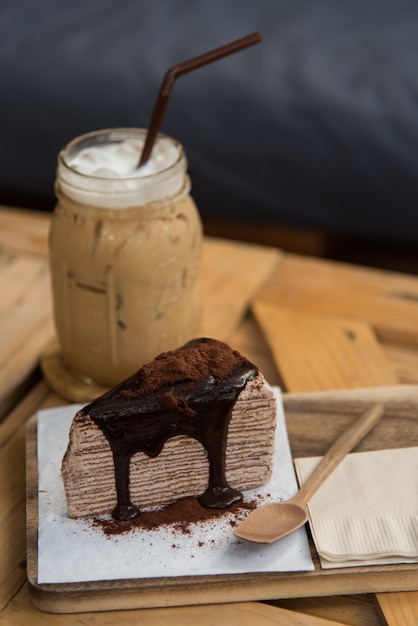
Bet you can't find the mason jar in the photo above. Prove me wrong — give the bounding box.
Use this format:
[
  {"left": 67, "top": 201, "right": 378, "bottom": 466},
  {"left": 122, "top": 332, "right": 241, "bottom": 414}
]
[{"left": 49, "top": 128, "right": 202, "bottom": 387}]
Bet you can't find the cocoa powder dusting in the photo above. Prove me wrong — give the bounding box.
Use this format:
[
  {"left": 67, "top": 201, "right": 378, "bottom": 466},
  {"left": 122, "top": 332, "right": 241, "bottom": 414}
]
[
  {"left": 119, "top": 339, "right": 250, "bottom": 399},
  {"left": 92, "top": 497, "right": 257, "bottom": 538}
]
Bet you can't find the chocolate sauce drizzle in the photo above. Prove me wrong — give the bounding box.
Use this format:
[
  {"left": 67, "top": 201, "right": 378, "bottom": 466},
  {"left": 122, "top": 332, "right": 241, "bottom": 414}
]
[{"left": 83, "top": 338, "right": 258, "bottom": 520}]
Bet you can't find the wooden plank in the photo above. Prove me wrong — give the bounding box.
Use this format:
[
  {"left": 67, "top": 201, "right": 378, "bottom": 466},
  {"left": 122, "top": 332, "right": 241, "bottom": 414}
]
[
  {"left": 375, "top": 591, "right": 418, "bottom": 626},
  {"left": 282, "top": 385, "right": 418, "bottom": 457},
  {"left": 0, "top": 231, "right": 52, "bottom": 415},
  {"left": 228, "top": 313, "right": 282, "bottom": 388},
  {"left": 0, "top": 316, "right": 54, "bottom": 419},
  {"left": 274, "top": 595, "right": 383, "bottom": 626},
  {"left": 0, "top": 255, "right": 47, "bottom": 304},
  {"left": 199, "top": 237, "right": 281, "bottom": 341},
  {"left": 381, "top": 341, "right": 418, "bottom": 385},
  {"left": 2, "top": 584, "right": 349, "bottom": 626},
  {"left": 0, "top": 252, "right": 53, "bottom": 419},
  {"left": 255, "top": 254, "right": 418, "bottom": 346},
  {"left": 0, "top": 205, "right": 50, "bottom": 257},
  {"left": 26, "top": 386, "right": 418, "bottom": 614},
  {"left": 0, "top": 381, "right": 54, "bottom": 447},
  {"left": 252, "top": 301, "right": 396, "bottom": 392},
  {"left": 0, "top": 264, "right": 51, "bottom": 358}
]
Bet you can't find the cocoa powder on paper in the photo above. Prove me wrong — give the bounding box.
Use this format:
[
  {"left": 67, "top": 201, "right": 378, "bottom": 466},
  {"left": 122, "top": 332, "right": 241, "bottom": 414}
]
[{"left": 92, "top": 496, "right": 257, "bottom": 537}]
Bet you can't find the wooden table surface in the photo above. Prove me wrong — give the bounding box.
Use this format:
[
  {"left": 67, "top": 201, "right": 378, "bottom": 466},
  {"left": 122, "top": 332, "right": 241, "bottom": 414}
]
[{"left": 0, "top": 205, "right": 417, "bottom": 625}]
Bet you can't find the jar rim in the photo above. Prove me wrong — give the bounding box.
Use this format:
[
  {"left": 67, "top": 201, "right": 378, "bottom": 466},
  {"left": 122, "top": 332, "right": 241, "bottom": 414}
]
[{"left": 56, "top": 128, "right": 188, "bottom": 208}]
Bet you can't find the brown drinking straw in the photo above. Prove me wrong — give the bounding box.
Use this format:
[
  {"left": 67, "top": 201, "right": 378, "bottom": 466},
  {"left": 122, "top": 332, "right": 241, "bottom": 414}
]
[{"left": 139, "top": 32, "right": 262, "bottom": 166}]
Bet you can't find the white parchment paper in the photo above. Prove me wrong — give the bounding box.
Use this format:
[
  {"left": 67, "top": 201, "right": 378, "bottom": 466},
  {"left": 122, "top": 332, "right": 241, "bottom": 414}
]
[{"left": 36, "top": 388, "right": 314, "bottom": 583}]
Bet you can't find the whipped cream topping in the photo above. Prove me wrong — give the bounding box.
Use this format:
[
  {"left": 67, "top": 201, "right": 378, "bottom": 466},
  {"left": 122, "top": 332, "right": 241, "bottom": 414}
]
[{"left": 67, "top": 137, "right": 180, "bottom": 178}]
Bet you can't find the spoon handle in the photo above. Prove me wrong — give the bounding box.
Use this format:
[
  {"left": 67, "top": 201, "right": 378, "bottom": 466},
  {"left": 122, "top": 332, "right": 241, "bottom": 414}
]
[{"left": 293, "top": 403, "right": 384, "bottom": 506}]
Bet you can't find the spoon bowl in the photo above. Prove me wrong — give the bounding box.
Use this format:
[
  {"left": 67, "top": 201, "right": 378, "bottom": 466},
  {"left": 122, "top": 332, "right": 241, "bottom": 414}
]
[
  {"left": 235, "top": 502, "right": 307, "bottom": 544},
  {"left": 234, "top": 403, "right": 384, "bottom": 544}
]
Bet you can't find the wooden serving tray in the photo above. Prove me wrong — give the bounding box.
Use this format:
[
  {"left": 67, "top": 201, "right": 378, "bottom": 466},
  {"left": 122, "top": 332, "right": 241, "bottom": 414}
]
[{"left": 26, "top": 385, "right": 418, "bottom": 614}]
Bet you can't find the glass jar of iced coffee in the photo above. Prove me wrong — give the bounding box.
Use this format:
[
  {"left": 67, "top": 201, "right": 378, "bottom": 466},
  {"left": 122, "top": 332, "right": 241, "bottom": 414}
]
[{"left": 50, "top": 128, "right": 202, "bottom": 387}]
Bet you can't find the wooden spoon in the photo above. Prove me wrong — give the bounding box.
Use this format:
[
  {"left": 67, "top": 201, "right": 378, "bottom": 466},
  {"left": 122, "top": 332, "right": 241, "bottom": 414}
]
[{"left": 234, "top": 403, "right": 384, "bottom": 544}]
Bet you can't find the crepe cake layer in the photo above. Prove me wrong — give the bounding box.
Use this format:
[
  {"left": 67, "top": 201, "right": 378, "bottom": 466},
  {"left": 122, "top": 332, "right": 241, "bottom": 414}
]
[{"left": 62, "top": 372, "right": 277, "bottom": 518}]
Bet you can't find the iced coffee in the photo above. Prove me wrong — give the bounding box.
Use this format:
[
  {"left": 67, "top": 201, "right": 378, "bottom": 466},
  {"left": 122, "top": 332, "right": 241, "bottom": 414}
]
[{"left": 50, "top": 128, "right": 202, "bottom": 387}]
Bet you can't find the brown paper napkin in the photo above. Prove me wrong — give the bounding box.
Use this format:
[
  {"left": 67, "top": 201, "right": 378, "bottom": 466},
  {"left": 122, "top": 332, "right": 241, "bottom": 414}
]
[{"left": 294, "top": 447, "right": 418, "bottom": 569}]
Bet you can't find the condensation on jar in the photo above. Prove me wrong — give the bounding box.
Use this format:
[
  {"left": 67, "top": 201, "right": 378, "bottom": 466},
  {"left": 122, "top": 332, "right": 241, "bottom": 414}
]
[{"left": 49, "top": 128, "right": 202, "bottom": 386}]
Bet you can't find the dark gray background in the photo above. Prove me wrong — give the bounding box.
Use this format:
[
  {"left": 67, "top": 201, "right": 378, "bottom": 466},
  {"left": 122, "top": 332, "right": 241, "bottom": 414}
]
[{"left": 1, "top": 1, "right": 418, "bottom": 243}]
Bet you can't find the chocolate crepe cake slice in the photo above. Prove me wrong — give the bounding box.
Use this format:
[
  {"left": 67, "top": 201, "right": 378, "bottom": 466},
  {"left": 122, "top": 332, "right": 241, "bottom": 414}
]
[{"left": 62, "top": 338, "right": 277, "bottom": 520}]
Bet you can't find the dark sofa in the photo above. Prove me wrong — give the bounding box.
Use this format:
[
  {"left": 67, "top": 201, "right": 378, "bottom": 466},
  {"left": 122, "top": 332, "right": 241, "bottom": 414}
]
[{"left": 1, "top": 0, "right": 418, "bottom": 245}]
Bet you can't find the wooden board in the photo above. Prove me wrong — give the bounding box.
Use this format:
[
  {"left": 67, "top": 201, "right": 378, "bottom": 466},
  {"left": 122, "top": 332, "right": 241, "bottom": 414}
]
[
  {"left": 26, "top": 385, "right": 418, "bottom": 614},
  {"left": 254, "top": 253, "right": 418, "bottom": 347},
  {"left": 0, "top": 249, "right": 53, "bottom": 420},
  {"left": 252, "top": 301, "right": 396, "bottom": 391}
]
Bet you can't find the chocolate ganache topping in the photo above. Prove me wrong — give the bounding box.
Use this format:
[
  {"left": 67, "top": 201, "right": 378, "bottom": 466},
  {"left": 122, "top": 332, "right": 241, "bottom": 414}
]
[{"left": 83, "top": 338, "right": 258, "bottom": 521}]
